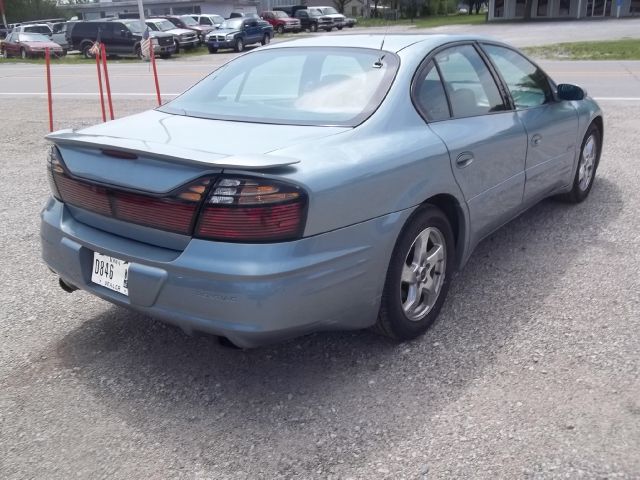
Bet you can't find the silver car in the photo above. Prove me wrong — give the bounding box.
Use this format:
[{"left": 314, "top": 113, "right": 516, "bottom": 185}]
[
  {"left": 41, "top": 35, "right": 603, "bottom": 348},
  {"left": 146, "top": 18, "right": 199, "bottom": 53}
]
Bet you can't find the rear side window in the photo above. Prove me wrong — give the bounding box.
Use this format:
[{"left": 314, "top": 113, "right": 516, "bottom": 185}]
[
  {"left": 73, "top": 23, "right": 96, "bottom": 37},
  {"left": 483, "top": 44, "right": 552, "bottom": 109},
  {"left": 434, "top": 45, "right": 506, "bottom": 118},
  {"left": 413, "top": 61, "right": 451, "bottom": 122}
]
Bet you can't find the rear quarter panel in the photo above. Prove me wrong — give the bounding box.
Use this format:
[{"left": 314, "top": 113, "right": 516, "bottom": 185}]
[{"left": 250, "top": 45, "right": 470, "bottom": 262}]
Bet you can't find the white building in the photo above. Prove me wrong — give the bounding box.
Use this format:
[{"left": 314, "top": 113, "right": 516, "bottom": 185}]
[
  {"left": 57, "top": 0, "right": 260, "bottom": 20},
  {"left": 488, "top": 0, "right": 639, "bottom": 20}
]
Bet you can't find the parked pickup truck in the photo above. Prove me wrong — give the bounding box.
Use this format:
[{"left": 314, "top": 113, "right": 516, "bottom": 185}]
[
  {"left": 260, "top": 11, "right": 301, "bottom": 34},
  {"left": 205, "top": 17, "right": 273, "bottom": 53}
]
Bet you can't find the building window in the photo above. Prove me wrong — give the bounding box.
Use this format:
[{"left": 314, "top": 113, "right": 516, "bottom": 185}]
[
  {"left": 515, "top": 0, "right": 526, "bottom": 16},
  {"left": 537, "top": 0, "right": 548, "bottom": 15},
  {"left": 559, "top": 0, "right": 571, "bottom": 15},
  {"left": 494, "top": 0, "right": 505, "bottom": 17}
]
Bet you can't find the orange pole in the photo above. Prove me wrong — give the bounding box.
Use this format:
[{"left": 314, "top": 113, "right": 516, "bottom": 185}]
[
  {"left": 149, "top": 44, "right": 161, "bottom": 106},
  {"left": 45, "top": 48, "right": 53, "bottom": 132},
  {"left": 95, "top": 46, "right": 106, "bottom": 122},
  {"left": 100, "top": 44, "right": 114, "bottom": 120}
]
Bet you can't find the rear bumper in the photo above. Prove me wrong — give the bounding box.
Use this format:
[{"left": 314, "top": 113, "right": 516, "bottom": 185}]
[{"left": 41, "top": 198, "right": 412, "bottom": 347}]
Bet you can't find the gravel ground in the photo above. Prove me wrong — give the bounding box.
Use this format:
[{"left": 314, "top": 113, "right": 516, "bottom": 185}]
[{"left": 0, "top": 97, "right": 639, "bottom": 479}]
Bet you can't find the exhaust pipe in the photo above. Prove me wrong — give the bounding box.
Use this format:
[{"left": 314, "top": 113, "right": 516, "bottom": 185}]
[{"left": 58, "top": 278, "right": 78, "bottom": 293}]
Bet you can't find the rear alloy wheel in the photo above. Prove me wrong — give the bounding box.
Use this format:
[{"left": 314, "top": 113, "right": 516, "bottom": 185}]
[
  {"left": 234, "top": 38, "right": 244, "bottom": 52},
  {"left": 374, "top": 205, "right": 455, "bottom": 341},
  {"left": 262, "top": 34, "right": 270, "bottom": 45},
  {"left": 560, "top": 123, "right": 601, "bottom": 203},
  {"left": 21, "top": 48, "right": 28, "bottom": 59},
  {"left": 277, "top": 25, "right": 285, "bottom": 34}
]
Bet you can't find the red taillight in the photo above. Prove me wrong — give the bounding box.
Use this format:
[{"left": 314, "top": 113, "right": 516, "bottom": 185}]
[
  {"left": 48, "top": 146, "right": 209, "bottom": 235},
  {"left": 47, "top": 147, "right": 307, "bottom": 242},
  {"left": 195, "top": 177, "right": 306, "bottom": 242}
]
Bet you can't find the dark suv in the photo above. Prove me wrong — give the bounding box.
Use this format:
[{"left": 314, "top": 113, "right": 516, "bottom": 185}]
[
  {"left": 69, "top": 20, "right": 175, "bottom": 58},
  {"left": 275, "top": 6, "right": 332, "bottom": 32}
]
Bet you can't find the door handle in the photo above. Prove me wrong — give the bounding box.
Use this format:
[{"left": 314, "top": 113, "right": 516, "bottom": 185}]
[
  {"left": 531, "top": 134, "right": 543, "bottom": 146},
  {"left": 456, "top": 152, "right": 474, "bottom": 168}
]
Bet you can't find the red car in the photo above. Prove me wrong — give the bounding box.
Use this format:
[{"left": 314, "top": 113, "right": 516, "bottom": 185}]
[
  {"left": 260, "top": 11, "right": 301, "bottom": 34},
  {"left": 2, "top": 32, "right": 64, "bottom": 58}
]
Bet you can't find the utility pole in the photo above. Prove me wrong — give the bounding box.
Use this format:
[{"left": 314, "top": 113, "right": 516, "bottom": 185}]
[{"left": 136, "top": 0, "right": 146, "bottom": 23}]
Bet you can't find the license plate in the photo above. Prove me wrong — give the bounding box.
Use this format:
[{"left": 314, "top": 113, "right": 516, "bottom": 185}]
[
  {"left": 91, "top": 252, "right": 129, "bottom": 296},
  {"left": 212, "top": 42, "right": 219, "bottom": 47}
]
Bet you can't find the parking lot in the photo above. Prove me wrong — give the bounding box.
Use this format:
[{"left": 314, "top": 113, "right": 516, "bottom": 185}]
[{"left": 1, "top": 21, "right": 640, "bottom": 479}]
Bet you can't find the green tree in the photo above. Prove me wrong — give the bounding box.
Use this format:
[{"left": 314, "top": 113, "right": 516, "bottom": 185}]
[{"left": 4, "top": 0, "right": 64, "bottom": 23}]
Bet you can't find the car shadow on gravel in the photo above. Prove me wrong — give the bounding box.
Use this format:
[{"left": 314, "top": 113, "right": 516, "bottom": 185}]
[{"left": 50, "top": 177, "right": 623, "bottom": 474}]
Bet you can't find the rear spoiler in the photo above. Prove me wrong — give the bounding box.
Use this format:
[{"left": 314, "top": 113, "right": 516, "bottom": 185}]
[{"left": 46, "top": 129, "right": 301, "bottom": 170}]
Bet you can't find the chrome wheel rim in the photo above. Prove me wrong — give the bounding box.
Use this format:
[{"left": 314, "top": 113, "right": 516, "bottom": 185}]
[
  {"left": 400, "top": 227, "right": 446, "bottom": 322},
  {"left": 578, "top": 134, "right": 597, "bottom": 191}
]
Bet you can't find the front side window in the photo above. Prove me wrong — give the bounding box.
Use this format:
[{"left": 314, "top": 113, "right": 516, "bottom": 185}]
[
  {"left": 434, "top": 45, "right": 506, "bottom": 118},
  {"left": 161, "top": 47, "right": 399, "bottom": 126},
  {"left": 200, "top": 17, "right": 212, "bottom": 25},
  {"left": 483, "top": 44, "right": 552, "bottom": 109}
]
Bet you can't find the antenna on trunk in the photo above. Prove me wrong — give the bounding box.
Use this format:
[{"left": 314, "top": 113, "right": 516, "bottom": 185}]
[{"left": 373, "top": 25, "right": 389, "bottom": 69}]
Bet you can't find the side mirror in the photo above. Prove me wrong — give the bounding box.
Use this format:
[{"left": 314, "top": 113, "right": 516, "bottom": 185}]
[{"left": 557, "top": 83, "right": 585, "bottom": 101}]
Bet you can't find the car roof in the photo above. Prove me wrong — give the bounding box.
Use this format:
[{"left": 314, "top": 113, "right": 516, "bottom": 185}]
[{"left": 266, "top": 33, "right": 493, "bottom": 54}]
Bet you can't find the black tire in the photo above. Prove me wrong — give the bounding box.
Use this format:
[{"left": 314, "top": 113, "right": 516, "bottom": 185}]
[
  {"left": 559, "top": 122, "right": 602, "bottom": 203},
  {"left": 81, "top": 42, "right": 93, "bottom": 59},
  {"left": 325, "top": 27, "right": 333, "bottom": 32},
  {"left": 174, "top": 39, "right": 180, "bottom": 54},
  {"left": 310, "top": 23, "right": 318, "bottom": 32},
  {"left": 160, "top": 53, "right": 171, "bottom": 59},
  {"left": 348, "top": 24, "right": 354, "bottom": 28},
  {"left": 135, "top": 45, "right": 143, "bottom": 60},
  {"left": 261, "top": 34, "right": 271, "bottom": 46},
  {"left": 208, "top": 46, "right": 218, "bottom": 54},
  {"left": 234, "top": 38, "right": 244, "bottom": 52},
  {"left": 337, "top": 25, "right": 343, "bottom": 30},
  {"left": 277, "top": 25, "right": 285, "bottom": 34},
  {"left": 20, "top": 48, "right": 28, "bottom": 59},
  {"left": 374, "top": 205, "right": 455, "bottom": 341}
]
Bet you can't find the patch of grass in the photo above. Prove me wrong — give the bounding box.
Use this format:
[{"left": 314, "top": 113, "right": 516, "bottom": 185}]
[
  {"left": 356, "top": 13, "right": 487, "bottom": 29},
  {"left": 523, "top": 38, "right": 640, "bottom": 60},
  {"left": 0, "top": 44, "right": 211, "bottom": 65}
]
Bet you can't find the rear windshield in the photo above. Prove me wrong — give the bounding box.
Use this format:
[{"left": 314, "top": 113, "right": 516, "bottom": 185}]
[
  {"left": 160, "top": 47, "right": 399, "bottom": 127},
  {"left": 221, "top": 18, "right": 243, "bottom": 29},
  {"left": 19, "top": 33, "right": 50, "bottom": 42}
]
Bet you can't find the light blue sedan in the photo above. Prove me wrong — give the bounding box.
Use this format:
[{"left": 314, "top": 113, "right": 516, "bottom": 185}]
[{"left": 41, "top": 35, "right": 603, "bottom": 348}]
